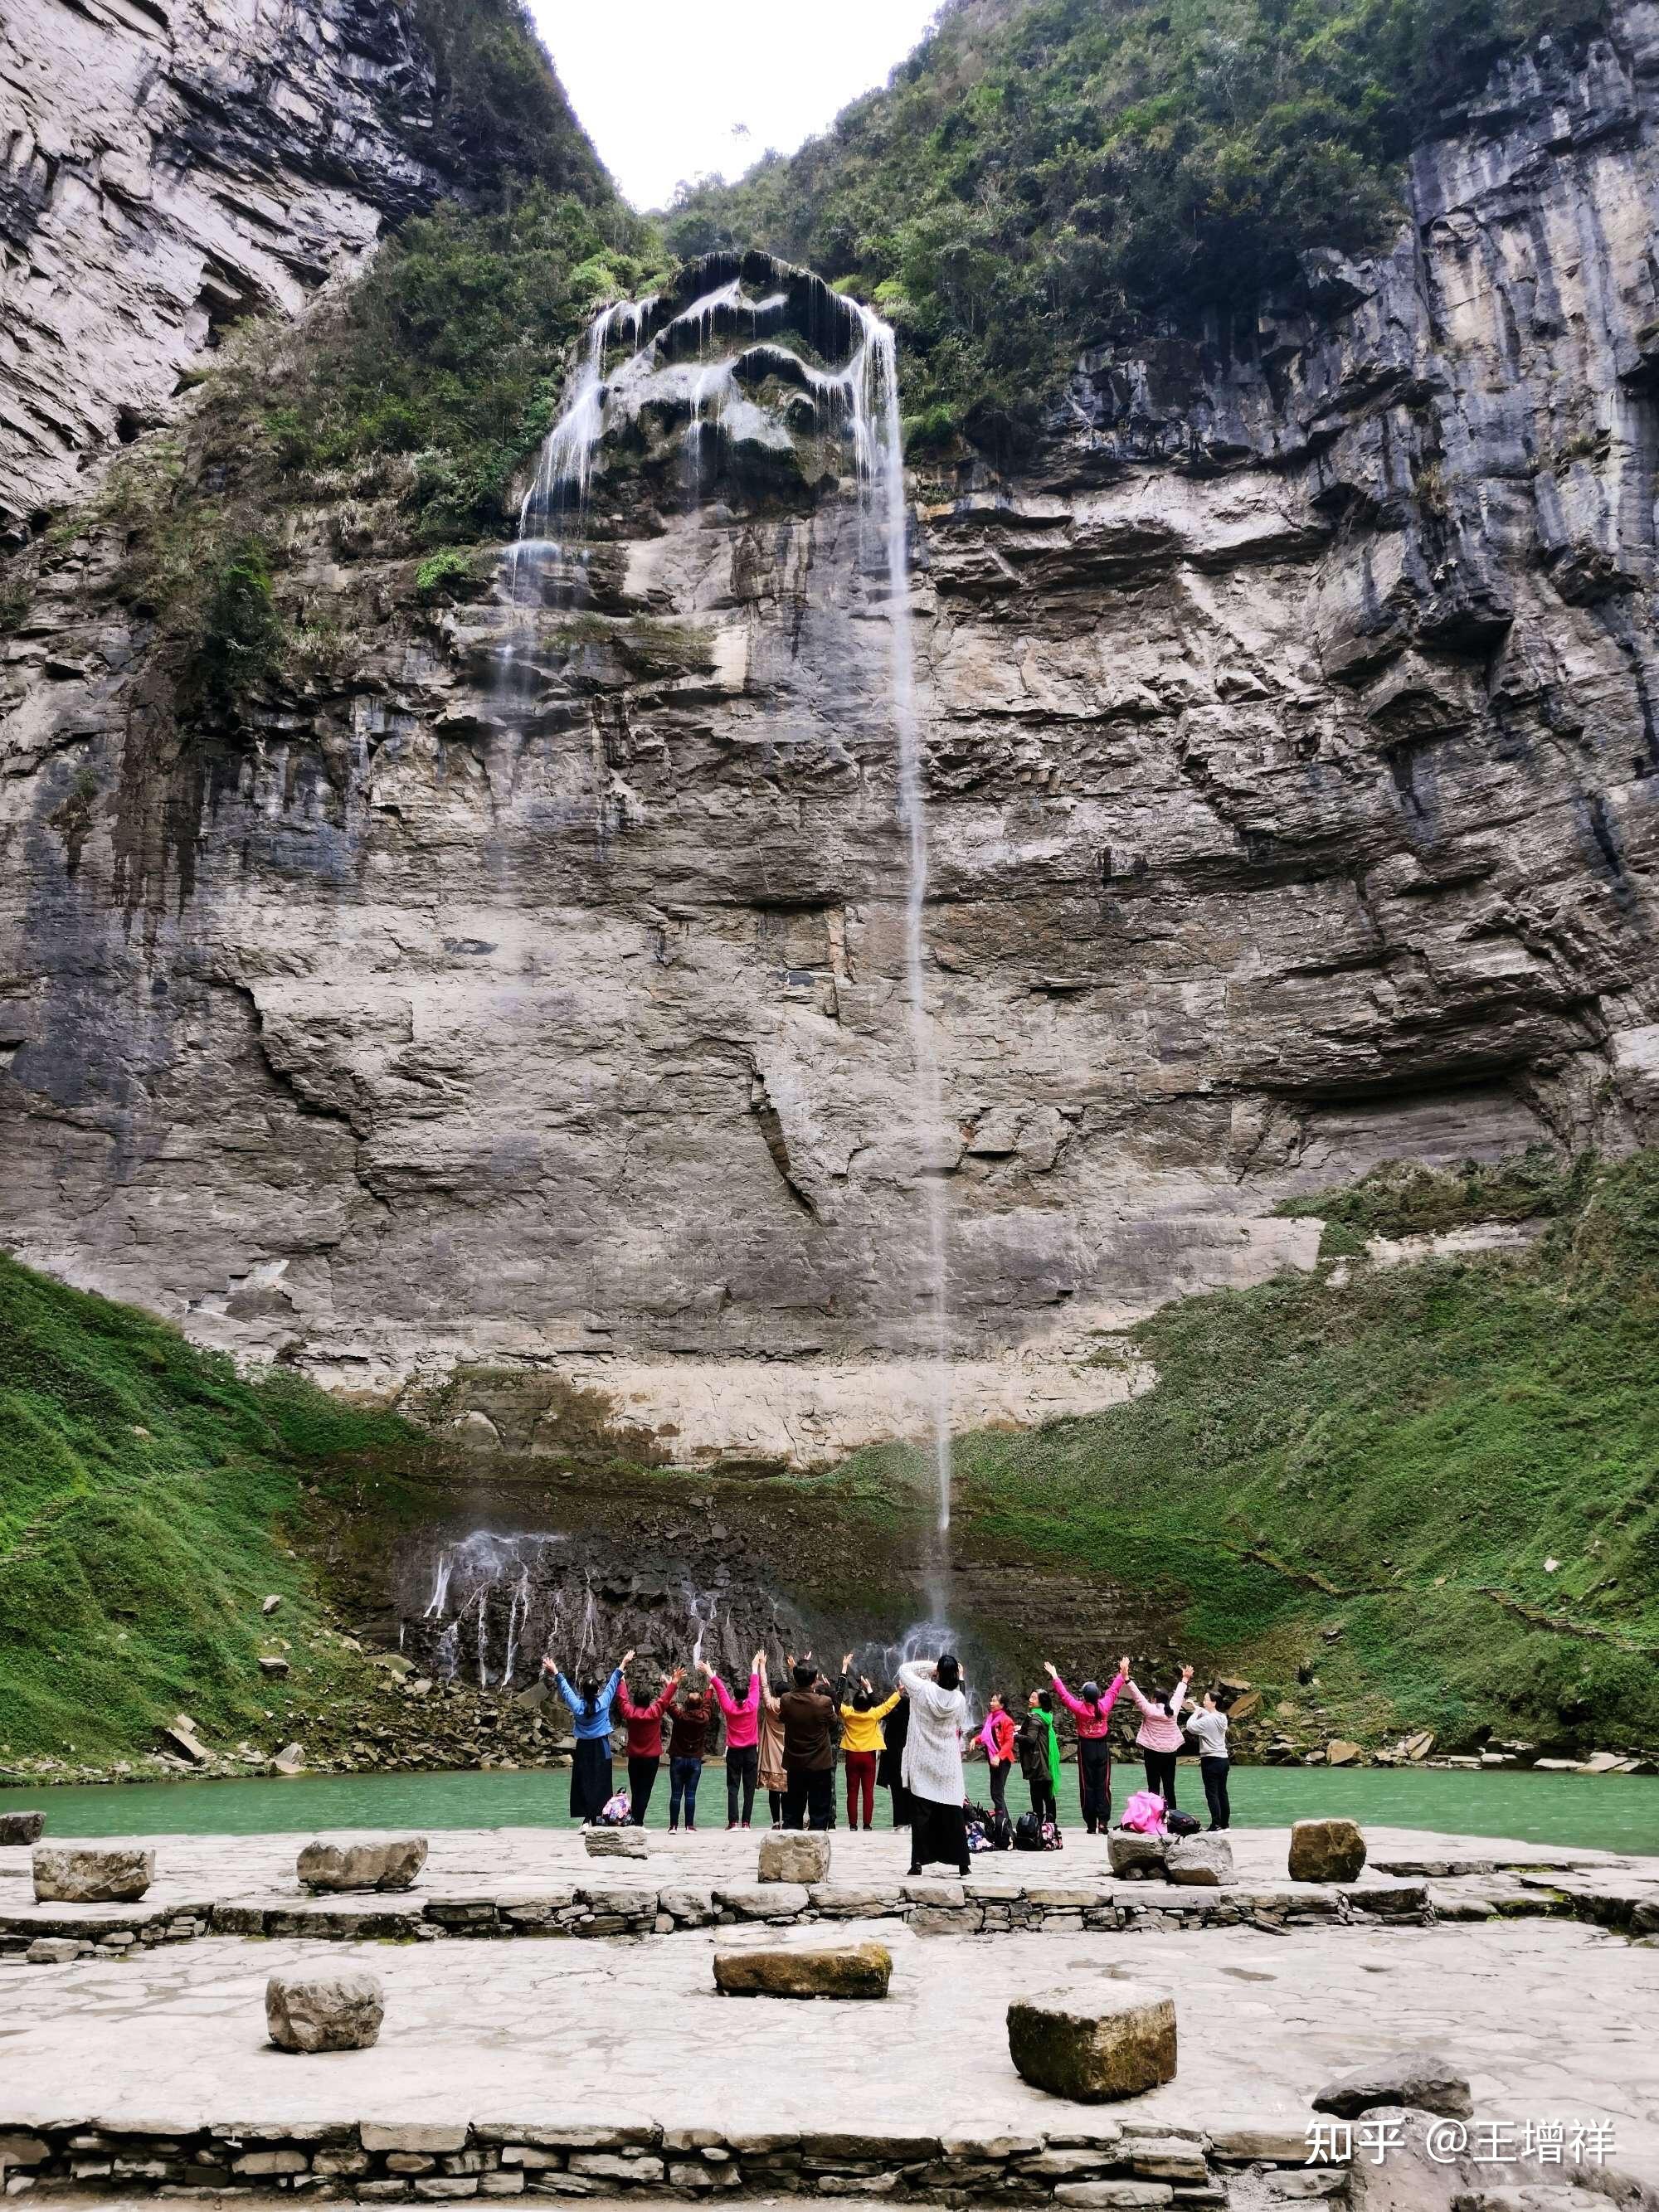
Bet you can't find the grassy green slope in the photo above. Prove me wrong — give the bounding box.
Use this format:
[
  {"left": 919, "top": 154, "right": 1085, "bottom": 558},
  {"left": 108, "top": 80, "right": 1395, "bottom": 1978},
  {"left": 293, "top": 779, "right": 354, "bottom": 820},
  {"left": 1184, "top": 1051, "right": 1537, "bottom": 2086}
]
[
  {"left": 667, "top": 0, "right": 1610, "bottom": 452},
  {"left": 939, "top": 1152, "right": 1659, "bottom": 1748},
  {"left": 0, "top": 1256, "right": 417, "bottom": 1760}
]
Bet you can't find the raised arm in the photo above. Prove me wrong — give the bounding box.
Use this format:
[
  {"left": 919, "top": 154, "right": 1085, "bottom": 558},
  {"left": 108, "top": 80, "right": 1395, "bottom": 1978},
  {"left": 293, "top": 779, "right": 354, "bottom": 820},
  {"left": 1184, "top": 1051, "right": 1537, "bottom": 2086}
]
[
  {"left": 1045, "top": 1670, "right": 1089, "bottom": 1721},
  {"left": 1097, "top": 1667, "right": 1130, "bottom": 1715},
  {"left": 871, "top": 1689, "right": 902, "bottom": 1722},
  {"left": 897, "top": 1660, "right": 932, "bottom": 1697}
]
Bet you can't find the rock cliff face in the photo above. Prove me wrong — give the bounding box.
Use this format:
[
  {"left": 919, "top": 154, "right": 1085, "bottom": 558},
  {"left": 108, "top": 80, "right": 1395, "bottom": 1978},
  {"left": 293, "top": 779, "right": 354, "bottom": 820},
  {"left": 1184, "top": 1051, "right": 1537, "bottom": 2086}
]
[
  {"left": 2, "top": 8, "right": 1658, "bottom": 1466},
  {"left": 0, "top": 0, "right": 526, "bottom": 539}
]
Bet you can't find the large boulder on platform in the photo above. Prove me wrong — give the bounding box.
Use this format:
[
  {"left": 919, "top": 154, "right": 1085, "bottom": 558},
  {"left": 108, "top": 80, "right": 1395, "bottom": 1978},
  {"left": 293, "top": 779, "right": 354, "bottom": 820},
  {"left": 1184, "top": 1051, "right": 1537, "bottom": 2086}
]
[
  {"left": 1165, "top": 1834, "right": 1233, "bottom": 1886},
  {"left": 1107, "top": 1830, "right": 1169, "bottom": 1880},
  {"left": 296, "top": 1837, "right": 427, "bottom": 1893},
  {"left": 714, "top": 1940, "right": 890, "bottom": 1998},
  {"left": 32, "top": 1845, "right": 153, "bottom": 1903},
  {"left": 585, "top": 1826, "right": 649, "bottom": 1860},
  {"left": 1314, "top": 2052, "right": 1473, "bottom": 2120},
  {"left": 758, "top": 1830, "right": 831, "bottom": 1884},
  {"left": 1008, "top": 1982, "right": 1177, "bottom": 2102},
  {"left": 0, "top": 1812, "right": 44, "bottom": 1846},
  {"left": 266, "top": 1970, "right": 385, "bottom": 2053},
  {"left": 1289, "top": 1819, "right": 1367, "bottom": 1884}
]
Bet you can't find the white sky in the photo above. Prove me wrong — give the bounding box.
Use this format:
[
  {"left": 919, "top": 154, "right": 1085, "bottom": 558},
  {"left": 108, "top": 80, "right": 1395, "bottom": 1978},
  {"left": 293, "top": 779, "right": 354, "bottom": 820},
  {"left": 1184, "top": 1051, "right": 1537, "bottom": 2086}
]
[{"left": 531, "top": 0, "right": 946, "bottom": 212}]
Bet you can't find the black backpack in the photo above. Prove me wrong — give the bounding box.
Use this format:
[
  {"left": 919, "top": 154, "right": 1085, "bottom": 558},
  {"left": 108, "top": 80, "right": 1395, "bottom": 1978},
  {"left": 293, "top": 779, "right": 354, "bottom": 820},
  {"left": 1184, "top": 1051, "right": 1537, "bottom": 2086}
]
[
  {"left": 1166, "top": 1810, "right": 1201, "bottom": 1837},
  {"left": 986, "top": 1806, "right": 1014, "bottom": 1851},
  {"left": 1014, "top": 1810, "right": 1045, "bottom": 1851}
]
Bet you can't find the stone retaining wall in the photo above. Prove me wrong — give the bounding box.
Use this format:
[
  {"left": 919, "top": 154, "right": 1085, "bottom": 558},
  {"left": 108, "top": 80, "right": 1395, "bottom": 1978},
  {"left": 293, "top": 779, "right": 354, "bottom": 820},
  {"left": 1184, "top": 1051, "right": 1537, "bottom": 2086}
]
[
  {"left": 0, "top": 1879, "right": 1434, "bottom": 1957},
  {"left": 0, "top": 2114, "right": 1339, "bottom": 2204}
]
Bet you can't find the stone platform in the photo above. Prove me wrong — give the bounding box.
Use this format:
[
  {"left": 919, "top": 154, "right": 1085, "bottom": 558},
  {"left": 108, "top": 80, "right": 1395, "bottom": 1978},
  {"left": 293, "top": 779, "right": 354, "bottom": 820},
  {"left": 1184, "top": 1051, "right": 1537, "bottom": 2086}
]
[
  {"left": 2, "top": 1825, "right": 1654, "bottom": 1957},
  {"left": 2, "top": 1918, "right": 1657, "bottom": 2195}
]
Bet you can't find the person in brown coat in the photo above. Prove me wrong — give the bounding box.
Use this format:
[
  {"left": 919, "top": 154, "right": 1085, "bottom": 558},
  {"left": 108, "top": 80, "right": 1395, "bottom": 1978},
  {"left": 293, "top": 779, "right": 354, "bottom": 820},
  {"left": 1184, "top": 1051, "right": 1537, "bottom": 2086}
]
[{"left": 777, "top": 1660, "right": 837, "bottom": 1830}]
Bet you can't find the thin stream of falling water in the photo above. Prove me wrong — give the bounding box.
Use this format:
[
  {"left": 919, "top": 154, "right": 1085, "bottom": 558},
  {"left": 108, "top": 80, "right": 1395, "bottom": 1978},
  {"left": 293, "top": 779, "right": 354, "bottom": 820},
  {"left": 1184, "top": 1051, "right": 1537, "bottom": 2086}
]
[{"left": 853, "top": 311, "right": 954, "bottom": 1612}]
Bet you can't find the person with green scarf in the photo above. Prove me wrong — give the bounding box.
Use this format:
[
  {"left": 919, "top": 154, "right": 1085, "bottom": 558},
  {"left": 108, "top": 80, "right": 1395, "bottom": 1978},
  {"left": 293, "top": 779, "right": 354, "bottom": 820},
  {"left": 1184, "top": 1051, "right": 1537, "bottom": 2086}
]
[{"left": 1018, "top": 1686, "right": 1061, "bottom": 1828}]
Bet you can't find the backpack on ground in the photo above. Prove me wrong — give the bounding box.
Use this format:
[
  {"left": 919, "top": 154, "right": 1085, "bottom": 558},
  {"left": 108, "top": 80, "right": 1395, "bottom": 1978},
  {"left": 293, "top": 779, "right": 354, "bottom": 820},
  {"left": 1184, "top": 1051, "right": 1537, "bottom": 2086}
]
[
  {"left": 1013, "top": 1810, "right": 1045, "bottom": 1851},
  {"left": 986, "top": 1806, "right": 1014, "bottom": 1851},
  {"left": 596, "top": 1791, "right": 632, "bottom": 1826},
  {"left": 1165, "top": 1809, "right": 1201, "bottom": 1837},
  {"left": 1039, "top": 1818, "right": 1064, "bottom": 1852}
]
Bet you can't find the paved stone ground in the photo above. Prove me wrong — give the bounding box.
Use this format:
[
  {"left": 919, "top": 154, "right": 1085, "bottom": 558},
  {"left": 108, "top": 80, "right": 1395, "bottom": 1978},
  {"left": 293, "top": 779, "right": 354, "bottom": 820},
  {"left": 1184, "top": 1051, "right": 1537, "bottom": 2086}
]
[
  {"left": 2, "top": 1913, "right": 1656, "bottom": 2175},
  {"left": 2, "top": 1821, "right": 1649, "bottom": 1928}
]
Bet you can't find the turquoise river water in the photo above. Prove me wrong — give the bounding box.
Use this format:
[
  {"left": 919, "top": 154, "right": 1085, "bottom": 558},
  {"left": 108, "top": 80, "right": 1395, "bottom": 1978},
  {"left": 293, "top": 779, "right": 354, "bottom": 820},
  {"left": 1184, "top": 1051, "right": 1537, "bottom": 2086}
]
[{"left": 2, "top": 1763, "right": 1656, "bottom": 1852}]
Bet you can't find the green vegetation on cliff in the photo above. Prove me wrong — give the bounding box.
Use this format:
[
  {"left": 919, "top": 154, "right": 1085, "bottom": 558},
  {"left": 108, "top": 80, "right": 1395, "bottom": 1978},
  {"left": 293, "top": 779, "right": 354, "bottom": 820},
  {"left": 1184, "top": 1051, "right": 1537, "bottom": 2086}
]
[
  {"left": 943, "top": 1151, "right": 1659, "bottom": 1748},
  {"left": 0, "top": 1256, "right": 415, "bottom": 1760},
  {"left": 669, "top": 0, "right": 1609, "bottom": 450}
]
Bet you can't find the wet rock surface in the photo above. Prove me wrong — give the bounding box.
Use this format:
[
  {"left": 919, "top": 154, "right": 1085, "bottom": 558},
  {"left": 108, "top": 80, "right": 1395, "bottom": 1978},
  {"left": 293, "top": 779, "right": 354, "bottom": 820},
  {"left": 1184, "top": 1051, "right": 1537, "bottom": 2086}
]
[
  {"left": 1314, "top": 2051, "right": 1475, "bottom": 2120},
  {"left": 0, "top": 1812, "right": 44, "bottom": 1846}
]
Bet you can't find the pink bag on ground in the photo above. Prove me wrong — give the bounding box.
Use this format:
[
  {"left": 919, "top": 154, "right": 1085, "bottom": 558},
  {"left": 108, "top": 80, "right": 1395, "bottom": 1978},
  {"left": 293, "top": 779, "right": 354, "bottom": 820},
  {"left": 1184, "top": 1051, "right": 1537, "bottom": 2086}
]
[{"left": 1120, "top": 1789, "right": 1167, "bottom": 1835}]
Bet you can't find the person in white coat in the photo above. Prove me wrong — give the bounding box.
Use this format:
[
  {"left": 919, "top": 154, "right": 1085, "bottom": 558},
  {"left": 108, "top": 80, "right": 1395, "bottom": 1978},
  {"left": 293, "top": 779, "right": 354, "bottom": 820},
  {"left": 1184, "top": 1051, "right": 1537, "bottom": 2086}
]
[{"left": 898, "top": 1654, "right": 970, "bottom": 1876}]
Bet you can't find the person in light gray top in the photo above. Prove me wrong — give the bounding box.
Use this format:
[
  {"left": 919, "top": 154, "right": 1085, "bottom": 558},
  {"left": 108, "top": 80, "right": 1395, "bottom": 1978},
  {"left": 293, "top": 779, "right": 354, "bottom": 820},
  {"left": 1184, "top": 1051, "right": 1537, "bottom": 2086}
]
[
  {"left": 898, "top": 1655, "right": 971, "bottom": 1877},
  {"left": 1185, "top": 1689, "right": 1231, "bottom": 1830}
]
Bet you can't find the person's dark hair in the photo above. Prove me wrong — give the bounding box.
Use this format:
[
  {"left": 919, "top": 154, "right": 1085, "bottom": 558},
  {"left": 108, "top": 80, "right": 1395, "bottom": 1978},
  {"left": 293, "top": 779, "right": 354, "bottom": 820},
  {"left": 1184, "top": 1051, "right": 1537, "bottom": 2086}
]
[
  {"left": 578, "top": 1675, "right": 601, "bottom": 1714},
  {"left": 1080, "top": 1680, "right": 1101, "bottom": 1709},
  {"left": 853, "top": 1688, "right": 873, "bottom": 1711},
  {"left": 792, "top": 1662, "right": 815, "bottom": 1689},
  {"left": 936, "top": 1653, "right": 961, "bottom": 1690},
  {"left": 1037, "top": 1688, "right": 1053, "bottom": 1712},
  {"left": 769, "top": 1671, "right": 788, "bottom": 1699}
]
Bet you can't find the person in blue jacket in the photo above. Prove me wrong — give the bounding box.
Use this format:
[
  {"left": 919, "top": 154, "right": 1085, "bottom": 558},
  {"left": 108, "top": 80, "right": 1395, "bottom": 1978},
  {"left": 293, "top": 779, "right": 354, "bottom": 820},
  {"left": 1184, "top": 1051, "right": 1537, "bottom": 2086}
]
[{"left": 543, "top": 1646, "right": 631, "bottom": 1822}]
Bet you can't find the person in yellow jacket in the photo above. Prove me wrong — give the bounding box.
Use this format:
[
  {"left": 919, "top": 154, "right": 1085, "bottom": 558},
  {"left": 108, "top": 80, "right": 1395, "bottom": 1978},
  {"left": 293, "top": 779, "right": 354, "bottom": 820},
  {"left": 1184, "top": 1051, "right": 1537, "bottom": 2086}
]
[{"left": 839, "top": 1669, "right": 902, "bottom": 1831}]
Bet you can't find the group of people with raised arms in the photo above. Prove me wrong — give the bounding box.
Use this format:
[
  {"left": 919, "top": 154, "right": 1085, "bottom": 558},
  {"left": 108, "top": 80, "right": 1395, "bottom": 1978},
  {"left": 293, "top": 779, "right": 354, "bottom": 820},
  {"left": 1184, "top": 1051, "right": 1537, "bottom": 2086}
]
[{"left": 541, "top": 1644, "right": 1233, "bottom": 1850}]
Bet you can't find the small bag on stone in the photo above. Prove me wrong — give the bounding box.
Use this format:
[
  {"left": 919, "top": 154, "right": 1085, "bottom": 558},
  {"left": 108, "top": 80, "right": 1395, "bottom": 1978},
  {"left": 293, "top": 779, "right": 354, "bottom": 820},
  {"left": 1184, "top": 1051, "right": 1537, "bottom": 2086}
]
[
  {"left": 1165, "top": 1809, "right": 1201, "bottom": 1837},
  {"left": 596, "top": 1791, "right": 632, "bottom": 1826}
]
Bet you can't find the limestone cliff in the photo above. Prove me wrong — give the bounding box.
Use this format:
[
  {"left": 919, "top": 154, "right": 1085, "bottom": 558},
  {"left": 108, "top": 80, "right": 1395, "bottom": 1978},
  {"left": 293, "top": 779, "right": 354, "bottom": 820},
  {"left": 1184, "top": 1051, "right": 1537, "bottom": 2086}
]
[
  {"left": 0, "top": 0, "right": 597, "bottom": 537},
  {"left": 2, "top": 7, "right": 1657, "bottom": 1468}
]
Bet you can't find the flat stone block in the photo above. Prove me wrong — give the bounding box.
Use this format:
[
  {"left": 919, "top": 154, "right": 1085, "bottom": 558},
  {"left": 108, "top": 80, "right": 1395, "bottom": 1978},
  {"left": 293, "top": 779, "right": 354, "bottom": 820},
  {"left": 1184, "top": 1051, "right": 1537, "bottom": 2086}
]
[
  {"left": 296, "top": 1837, "right": 428, "bottom": 1893},
  {"left": 1209, "top": 2130, "right": 1329, "bottom": 2166},
  {"left": 266, "top": 1969, "right": 384, "bottom": 2053},
  {"left": 713, "top": 1940, "right": 892, "bottom": 1999},
  {"left": 1055, "top": 2186, "right": 1173, "bottom": 2208},
  {"left": 582, "top": 1828, "right": 649, "bottom": 1860},
  {"left": 32, "top": 1845, "right": 153, "bottom": 1903},
  {"left": 1288, "top": 1820, "right": 1366, "bottom": 1884},
  {"left": 1107, "top": 1832, "right": 1169, "bottom": 1880},
  {"left": 363, "top": 2127, "right": 473, "bottom": 2156},
  {"left": 1127, "top": 2138, "right": 1209, "bottom": 2182},
  {"left": 1008, "top": 1981, "right": 1178, "bottom": 2103},
  {"left": 573, "top": 1884, "right": 657, "bottom": 1917},
  {"left": 1165, "top": 1836, "right": 1233, "bottom": 1887},
  {"left": 713, "top": 1882, "right": 809, "bottom": 1918},
  {"left": 0, "top": 1814, "right": 45, "bottom": 1847},
  {"left": 759, "top": 1831, "right": 831, "bottom": 1884}
]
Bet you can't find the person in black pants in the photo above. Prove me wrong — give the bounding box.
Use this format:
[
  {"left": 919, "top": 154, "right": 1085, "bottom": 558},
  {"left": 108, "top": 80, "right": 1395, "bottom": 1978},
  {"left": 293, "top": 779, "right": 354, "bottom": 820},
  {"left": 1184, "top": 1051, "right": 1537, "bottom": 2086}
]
[
  {"left": 778, "top": 1661, "right": 838, "bottom": 1830},
  {"left": 879, "top": 1689, "right": 912, "bottom": 1829},
  {"left": 1185, "top": 1689, "right": 1232, "bottom": 1830}
]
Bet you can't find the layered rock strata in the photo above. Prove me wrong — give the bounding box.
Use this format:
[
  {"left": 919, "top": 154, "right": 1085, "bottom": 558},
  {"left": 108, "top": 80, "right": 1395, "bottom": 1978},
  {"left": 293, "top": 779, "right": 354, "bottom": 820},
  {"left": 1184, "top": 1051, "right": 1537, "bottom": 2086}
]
[{"left": 2, "top": 17, "right": 1659, "bottom": 1462}]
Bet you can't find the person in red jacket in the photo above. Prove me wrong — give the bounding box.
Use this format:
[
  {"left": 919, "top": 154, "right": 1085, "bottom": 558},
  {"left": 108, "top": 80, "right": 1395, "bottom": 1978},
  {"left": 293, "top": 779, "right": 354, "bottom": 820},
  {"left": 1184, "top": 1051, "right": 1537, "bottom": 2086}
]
[
  {"left": 976, "top": 1692, "right": 1018, "bottom": 1816},
  {"left": 616, "top": 1665, "right": 681, "bottom": 1826}
]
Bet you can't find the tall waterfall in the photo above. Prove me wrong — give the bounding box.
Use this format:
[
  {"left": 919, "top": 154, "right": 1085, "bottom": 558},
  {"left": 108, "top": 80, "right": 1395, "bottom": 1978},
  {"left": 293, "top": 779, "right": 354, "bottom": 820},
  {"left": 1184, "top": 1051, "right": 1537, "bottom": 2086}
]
[{"left": 497, "top": 257, "right": 953, "bottom": 1605}]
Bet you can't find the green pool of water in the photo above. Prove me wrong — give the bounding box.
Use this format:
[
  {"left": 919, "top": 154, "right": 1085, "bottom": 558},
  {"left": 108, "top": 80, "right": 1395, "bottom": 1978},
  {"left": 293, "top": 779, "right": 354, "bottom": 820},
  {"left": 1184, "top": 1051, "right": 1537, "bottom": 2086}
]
[{"left": 2, "top": 1762, "right": 1655, "bottom": 1852}]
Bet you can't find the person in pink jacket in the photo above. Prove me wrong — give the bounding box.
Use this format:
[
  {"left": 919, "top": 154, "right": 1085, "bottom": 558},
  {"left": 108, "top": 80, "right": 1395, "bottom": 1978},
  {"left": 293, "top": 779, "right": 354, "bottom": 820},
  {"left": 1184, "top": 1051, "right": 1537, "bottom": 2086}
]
[
  {"left": 705, "top": 1653, "right": 765, "bottom": 1830},
  {"left": 1044, "top": 1657, "right": 1129, "bottom": 1834},
  {"left": 1125, "top": 1663, "right": 1194, "bottom": 1811}
]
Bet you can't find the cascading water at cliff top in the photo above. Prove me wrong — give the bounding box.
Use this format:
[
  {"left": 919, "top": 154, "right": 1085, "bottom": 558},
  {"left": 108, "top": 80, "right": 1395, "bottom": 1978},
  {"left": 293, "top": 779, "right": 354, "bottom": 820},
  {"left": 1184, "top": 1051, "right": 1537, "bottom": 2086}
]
[{"left": 494, "top": 251, "right": 957, "bottom": 1629}]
